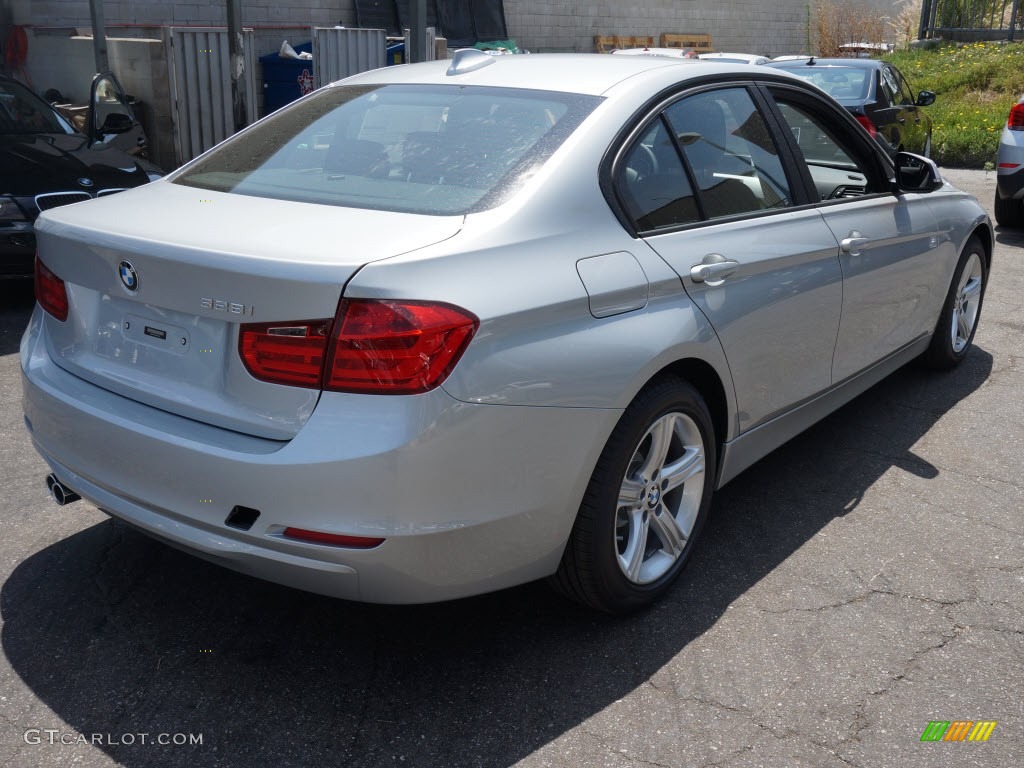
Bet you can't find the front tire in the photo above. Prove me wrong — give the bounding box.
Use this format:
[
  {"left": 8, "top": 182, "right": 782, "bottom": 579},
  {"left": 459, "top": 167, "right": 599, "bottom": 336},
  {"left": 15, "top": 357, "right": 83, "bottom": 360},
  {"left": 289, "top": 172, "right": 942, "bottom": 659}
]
[
  {"left": 551, "top": 377, "right": 716, "bottom": 613},
  {"left": 921, "top": 235, "right": 987, "bottom": 369}
]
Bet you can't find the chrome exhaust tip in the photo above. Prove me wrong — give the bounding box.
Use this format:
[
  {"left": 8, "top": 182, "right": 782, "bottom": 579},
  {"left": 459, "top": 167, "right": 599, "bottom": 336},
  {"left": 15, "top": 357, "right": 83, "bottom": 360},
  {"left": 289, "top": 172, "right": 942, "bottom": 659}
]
[{"left": 46, "top": 473, "right": 81, "bottom": 505}]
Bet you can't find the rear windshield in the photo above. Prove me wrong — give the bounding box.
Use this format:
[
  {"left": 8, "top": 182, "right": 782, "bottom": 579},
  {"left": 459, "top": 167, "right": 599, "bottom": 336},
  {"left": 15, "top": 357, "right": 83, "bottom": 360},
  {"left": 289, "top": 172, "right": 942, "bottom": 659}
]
[
  {"left": 174, "top": 84, "right": 601, "bottom": 215},
  {"left": 773, "top": 66, "right": 871, "bottom": 103}
]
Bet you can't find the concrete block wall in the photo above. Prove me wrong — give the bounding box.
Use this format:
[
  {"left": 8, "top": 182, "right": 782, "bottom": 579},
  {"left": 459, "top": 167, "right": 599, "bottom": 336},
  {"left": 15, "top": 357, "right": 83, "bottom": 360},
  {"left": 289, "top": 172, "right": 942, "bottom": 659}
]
[
  {"left": 504, "top": 0, "right": 813, "bottom": 56},
  {"left": 10, "top": 1, "right": 357, "bottom": 28},
  {"left": 15, "top": 1, "right": 814, "bottom": 56}
]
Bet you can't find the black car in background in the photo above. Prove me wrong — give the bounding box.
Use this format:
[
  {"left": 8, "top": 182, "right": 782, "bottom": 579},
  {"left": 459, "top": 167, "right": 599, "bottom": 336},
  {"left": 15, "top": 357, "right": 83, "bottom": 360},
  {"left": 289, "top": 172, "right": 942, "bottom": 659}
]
[
  {"left": 1, "top": 73, "right": 161, "bottom": 279},
  {"left": 767, "top": 58, "right": 935, "bottom": 158}
]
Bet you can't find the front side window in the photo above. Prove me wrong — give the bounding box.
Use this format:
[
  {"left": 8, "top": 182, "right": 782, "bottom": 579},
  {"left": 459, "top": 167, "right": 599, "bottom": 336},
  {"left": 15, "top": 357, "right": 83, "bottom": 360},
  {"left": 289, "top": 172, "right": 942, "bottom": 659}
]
[
  {"left": 772, "top": 96, "right": 883, "bottom": 200},
  {"left": 665, "top": 88, "right": 791, "bottom": 219},
  {"left": 880, "top": 67, "right": 901, "bottom": 105},
  {"left": 0, "top": 80, "right": 70, "bottom": 134},
  {"left": 896, "top": 73, "right": 916, "bottom": 106},
  {"left": 174, "top": 84, "right": 601, "bottom": 215}
]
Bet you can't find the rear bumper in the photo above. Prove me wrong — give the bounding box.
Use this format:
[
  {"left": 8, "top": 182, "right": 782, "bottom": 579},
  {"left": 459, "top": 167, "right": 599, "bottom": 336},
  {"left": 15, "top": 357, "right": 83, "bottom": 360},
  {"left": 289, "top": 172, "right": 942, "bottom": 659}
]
[
  {"left": 21, "top": 307, "right": 619, "bottom": 603},
  {"left": 996, "top": 166, "right": 1024, "bottom": 201}
]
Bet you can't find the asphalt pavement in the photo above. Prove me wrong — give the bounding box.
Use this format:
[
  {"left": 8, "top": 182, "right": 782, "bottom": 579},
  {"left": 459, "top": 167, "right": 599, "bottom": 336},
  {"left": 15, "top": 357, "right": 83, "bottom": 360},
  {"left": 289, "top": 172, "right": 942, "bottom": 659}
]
[{"left": 0, "top": 168, "right": 1021, "bottom": 768}]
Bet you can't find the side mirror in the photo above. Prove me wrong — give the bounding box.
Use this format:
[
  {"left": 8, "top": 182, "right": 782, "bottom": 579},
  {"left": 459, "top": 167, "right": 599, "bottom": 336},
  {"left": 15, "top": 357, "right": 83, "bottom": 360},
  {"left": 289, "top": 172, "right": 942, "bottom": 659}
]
[
  {"left": 915, "top": 90, "right": 936, "bottom": 107},
  {"left": 894, "top": 151, "right": 944, "bottom": 193},
  {"left": 88, "top": 72, "right": 135, "bottom": 143},
  {"left": 98, "top": 112, "right": 134, "bottom": 136}
]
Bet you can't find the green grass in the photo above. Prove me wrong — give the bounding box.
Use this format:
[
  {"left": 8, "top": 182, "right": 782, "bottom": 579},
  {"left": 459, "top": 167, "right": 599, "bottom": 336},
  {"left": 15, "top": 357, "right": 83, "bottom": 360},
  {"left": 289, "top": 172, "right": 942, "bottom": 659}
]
[{"left": 884, "top": 40, "right": 1024, "bottom": 167}]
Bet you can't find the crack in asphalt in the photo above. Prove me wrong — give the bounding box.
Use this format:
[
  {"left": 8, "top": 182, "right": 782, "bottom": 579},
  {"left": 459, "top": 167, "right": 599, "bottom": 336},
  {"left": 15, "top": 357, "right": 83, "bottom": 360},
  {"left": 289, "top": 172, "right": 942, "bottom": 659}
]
[{"left": 915, "top": 496, "right": 1024, "bottom": 539}]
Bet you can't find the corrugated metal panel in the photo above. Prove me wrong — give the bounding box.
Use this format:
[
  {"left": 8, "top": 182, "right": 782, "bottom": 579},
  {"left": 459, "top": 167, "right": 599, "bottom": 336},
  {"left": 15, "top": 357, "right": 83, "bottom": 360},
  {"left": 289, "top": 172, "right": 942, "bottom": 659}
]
[
  {"left": 166, "top": 27, "right": 258, "bottom": 166},
  {"left": 312, "top": 27, "right": 387, "bottom": 89}
]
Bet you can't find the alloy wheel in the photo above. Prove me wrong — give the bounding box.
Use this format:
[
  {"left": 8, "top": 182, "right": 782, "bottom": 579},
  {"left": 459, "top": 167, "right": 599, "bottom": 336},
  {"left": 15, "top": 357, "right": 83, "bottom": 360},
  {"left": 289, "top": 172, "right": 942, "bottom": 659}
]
[
  {"left": 951, "top": 252, "right": 983, "bottom": 353},
  {"left": 615, "top": 412, "right": 705, "bottom": 584}
]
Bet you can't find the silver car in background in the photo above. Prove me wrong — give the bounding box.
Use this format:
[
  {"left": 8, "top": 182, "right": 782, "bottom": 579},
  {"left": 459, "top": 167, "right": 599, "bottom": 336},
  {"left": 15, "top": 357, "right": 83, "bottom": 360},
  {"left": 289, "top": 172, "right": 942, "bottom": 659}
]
[
  {"left": 995, "top": 93, "right": 1024, "bottom": 227},
  {"left": 22, "top": 51, "right": 991, "bottom": 613}
]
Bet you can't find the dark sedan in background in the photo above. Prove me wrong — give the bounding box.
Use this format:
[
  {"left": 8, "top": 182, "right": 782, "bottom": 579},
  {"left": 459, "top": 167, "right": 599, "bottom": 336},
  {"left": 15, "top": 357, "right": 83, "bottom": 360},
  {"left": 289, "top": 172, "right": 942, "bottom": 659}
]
[
  {"left": 767, "top": 57, "right": 935, "bottom": 159},
  {"left": 1, "top": 73, "right": 161, "bottom": 279}
]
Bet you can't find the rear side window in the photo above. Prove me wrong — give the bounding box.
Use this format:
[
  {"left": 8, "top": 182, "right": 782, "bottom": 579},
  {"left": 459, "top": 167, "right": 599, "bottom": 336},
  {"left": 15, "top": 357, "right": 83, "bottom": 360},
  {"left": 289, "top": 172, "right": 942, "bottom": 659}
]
[
  {"left": 615, "top": 86, "right": 792, "bottom": 232},
  {"left": 617, "top": 118, "right": 699, "bottom": 230},
  {"left": 174, "top": 84, "right": 601, "bottom": 215},
  {"left": 665, "top": 88, "right": 791, "bottom": 218}
]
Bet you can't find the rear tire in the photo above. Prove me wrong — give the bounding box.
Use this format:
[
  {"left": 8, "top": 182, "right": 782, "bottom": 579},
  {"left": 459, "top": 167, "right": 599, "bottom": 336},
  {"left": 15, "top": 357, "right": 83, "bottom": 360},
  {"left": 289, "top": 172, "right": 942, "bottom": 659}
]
[
  {"left": 921, "top": 235, "right": 987, "bottom": 369},
  {"left": 550, "top": 377, "right": 716, "bottom": 613},
  {"left": 994, "top": 191, "right": 1024, "bottom": 228}
]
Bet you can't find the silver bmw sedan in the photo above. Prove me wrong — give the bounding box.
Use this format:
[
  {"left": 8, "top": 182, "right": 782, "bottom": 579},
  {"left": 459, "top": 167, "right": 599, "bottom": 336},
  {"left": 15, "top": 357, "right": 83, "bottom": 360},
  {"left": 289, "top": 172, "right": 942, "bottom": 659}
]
[{"left": 22, "top": 51, "right": 991, "bottom": 613}]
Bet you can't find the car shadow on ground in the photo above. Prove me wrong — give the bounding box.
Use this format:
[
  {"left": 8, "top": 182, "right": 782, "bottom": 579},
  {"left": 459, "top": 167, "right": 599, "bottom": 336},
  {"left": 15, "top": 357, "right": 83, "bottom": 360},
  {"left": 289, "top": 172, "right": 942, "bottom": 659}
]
[{"left": 1, "top": 346, "right": 993, "bottom": 768}]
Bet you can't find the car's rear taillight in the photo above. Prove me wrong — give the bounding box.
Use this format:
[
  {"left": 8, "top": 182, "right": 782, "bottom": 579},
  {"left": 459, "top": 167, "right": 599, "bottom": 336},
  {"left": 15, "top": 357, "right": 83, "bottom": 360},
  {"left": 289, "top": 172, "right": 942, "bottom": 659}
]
[
  {"left": 324, "top": 299, "right": 478, "bottom": 394},
  {"left": 855, "top": 115, "right": 878, "bottom": 139},
  {"left": 1008, "top": 102, "right": 1024, "bottom": 131},
  {"left": 34, "top": 255, "right": 68, "bottom": 321},
  {"left": 238, "top": 300, "right": 477, "bottom": 394},
  {"left": 239, "top": 320, "right": 333, "bottom": 387}
]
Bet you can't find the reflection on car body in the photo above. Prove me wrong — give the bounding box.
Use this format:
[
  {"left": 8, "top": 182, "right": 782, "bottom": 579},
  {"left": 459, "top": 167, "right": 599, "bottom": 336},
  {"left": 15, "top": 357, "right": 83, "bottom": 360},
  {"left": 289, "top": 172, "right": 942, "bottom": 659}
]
[{"left": 0, "top": 73, "right": 160, "bottom": 279}]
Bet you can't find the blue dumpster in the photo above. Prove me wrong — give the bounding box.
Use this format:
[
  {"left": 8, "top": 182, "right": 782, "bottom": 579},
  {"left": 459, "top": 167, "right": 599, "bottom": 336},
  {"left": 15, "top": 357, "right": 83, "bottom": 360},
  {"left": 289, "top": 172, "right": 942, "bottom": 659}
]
[
  {"left": 386, "top": 42, "right": 405, "bottom": 66},
  {"left": 260, "top": 42, "right": 314, "bottom": 116}
]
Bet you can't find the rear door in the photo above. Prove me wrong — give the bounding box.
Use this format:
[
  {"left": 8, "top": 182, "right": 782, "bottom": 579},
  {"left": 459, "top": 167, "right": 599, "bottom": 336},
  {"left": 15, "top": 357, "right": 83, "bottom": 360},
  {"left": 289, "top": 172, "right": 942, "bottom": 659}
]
[
  {"left": 765, "top": 85, "right": 943, "bottom": 382},
  {"left": 615, "top": 84, "right": 844, "bottom": 433}
]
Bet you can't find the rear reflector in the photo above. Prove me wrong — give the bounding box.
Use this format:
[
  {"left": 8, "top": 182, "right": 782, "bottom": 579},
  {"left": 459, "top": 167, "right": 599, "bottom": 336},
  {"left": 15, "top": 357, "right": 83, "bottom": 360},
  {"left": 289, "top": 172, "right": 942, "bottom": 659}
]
[
  {"left": 999, "top": 162, "right": 1021, "bottom": 169},
  {"left": 1009, "top": 102, "right": 1024, "bottom": 131},
  {"left": 35, "top": 255, "right": 68, "bottom": 321},
  {"left": 282, "top": 527, "right": 385, "bottom": 548},
  {"left": 239, "top": 320, "right": 332, "bottom": 387},
  {"left": 324, "top": 300, "right": 478, "bottom": 394},
  {"left": 855, "top": 115, "right": 878, "bottom": 139}
]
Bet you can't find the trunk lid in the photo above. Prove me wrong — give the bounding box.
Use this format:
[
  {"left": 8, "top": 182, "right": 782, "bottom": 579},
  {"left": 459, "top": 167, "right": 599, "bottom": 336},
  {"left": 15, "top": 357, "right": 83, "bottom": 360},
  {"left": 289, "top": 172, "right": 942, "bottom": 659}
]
[{"left": 34, "top": 182, "right": 463, "bottom": 439}]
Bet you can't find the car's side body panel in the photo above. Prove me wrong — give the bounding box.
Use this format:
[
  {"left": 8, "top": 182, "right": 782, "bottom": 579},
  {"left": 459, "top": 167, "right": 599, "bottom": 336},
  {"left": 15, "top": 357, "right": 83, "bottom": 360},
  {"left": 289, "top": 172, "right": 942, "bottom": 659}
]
[{"left": 818, "top": 193, "right": 943, "bottom": 381}]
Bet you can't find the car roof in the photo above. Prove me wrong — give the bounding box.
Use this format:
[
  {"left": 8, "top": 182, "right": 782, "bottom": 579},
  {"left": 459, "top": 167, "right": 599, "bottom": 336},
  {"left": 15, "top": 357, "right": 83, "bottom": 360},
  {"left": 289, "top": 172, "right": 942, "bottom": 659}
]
[
  {"left": 336, "top": 53, "right": 739, "bottom": 96},
  {"left": 699, "top": 52, "right": 763, "bottom": 59},
  {"left": 768, "top": 57, "right": 883, "bottom": 70}
]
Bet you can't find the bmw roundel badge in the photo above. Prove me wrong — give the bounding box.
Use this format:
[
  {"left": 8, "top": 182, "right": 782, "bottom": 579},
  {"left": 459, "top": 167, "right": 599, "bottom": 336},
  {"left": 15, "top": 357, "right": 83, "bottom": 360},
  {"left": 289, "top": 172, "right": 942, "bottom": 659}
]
[
  {"left": 78, "top": 177, "right": 94, "bottom": 188},
  {"left": 118, "top": 260, "right": 139, "bottom": 291}
]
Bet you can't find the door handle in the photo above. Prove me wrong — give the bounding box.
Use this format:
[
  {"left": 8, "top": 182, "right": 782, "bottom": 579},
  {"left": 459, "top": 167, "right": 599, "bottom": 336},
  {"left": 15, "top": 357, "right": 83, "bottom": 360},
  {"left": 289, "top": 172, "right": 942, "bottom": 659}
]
[
  {"left": 690, "top": 254, "right": 740, "bottom": 284},
  {"left": 840, "top": 231, "right": 870, "bottom": 255}
]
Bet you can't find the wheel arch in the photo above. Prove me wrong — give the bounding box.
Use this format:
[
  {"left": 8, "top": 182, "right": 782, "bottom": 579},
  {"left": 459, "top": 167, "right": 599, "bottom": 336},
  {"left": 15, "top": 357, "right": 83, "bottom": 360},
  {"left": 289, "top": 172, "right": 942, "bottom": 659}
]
[
  {"left": 646, "top": 356, "right": 732, "bottom": 466},
  {"left": 970, "top": 222, "right": 993, "bottom": 273}
]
